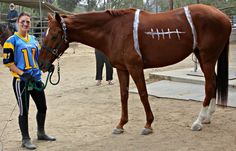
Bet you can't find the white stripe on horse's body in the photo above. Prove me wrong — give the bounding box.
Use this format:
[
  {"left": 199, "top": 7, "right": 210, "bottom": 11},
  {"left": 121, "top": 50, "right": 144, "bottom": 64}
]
[
  {"left": 133, "top": 9, "right": 142, "bottom": 57},
  {"left": 184, "top": 6, "right": 197, "bottom": 50}
]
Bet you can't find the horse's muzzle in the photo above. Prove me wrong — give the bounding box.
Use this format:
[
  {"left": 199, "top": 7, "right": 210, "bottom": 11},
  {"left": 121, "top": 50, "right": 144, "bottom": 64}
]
[{"left": 39, "top": 60, "right": 53, "bottom": 73}]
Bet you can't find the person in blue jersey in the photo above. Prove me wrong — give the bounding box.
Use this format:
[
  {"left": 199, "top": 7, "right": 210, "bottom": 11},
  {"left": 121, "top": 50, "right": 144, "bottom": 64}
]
[{"left": 2, "top": 12, "right": 55, "bottom": 150}]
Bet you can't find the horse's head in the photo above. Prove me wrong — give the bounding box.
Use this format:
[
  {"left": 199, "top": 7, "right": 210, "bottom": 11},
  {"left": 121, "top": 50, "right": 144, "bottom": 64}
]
[
  {"left": 0, "top": 24, "right": 13, "bottom": 46},
  {"left": 38, "top": 13, "right": 69, "bottom": 72}
]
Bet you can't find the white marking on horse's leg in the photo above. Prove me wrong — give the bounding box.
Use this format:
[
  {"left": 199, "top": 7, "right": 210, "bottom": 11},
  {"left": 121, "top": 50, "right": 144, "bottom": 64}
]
[
  {"left": 202, "top": 98, "right": 216, "bottom": 124},
  {"left": 208, "top": 98, "right": 216, "bottom": 114},
  {"left": 191, "top": 106, "right": 208, "bottom": 131}
]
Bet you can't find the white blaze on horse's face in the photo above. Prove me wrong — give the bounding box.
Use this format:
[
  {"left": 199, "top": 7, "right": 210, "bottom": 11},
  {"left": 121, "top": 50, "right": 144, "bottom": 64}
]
[{"left": 45, "top": 27, "right": 50, "bottom": 37}]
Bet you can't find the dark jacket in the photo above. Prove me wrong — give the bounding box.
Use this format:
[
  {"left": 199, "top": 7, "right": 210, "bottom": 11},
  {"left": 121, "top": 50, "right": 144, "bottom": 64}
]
[{"left": 7, "top": 10, "right": 18, "bottom": 23}]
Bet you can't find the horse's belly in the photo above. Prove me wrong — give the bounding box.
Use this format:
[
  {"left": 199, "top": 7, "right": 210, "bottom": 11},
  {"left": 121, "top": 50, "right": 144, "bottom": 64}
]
[{"left": 142, "top": 46, "right": 193, "bottom": 68}]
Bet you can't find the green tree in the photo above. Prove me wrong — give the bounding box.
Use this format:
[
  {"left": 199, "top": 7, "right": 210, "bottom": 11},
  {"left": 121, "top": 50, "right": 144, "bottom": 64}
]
[
  {"left": 109, "top": 0, "right": 144, "bottom": 9},
  {"left": 86, "top": 0, "right": 98, "bottom": 11},
  {"left": 57, "top": 0, "right": 78, "bottom": 12}
]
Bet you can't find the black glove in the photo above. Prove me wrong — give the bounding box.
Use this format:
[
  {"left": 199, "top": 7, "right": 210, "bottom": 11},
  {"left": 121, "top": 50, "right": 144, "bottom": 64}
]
[{"left": 21, "top": 73, "right": 34, "bottom": 82}]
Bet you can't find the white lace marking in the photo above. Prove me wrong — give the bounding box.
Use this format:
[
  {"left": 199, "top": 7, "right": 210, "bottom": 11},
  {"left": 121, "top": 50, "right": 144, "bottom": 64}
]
[{"left": 145, "top": 28, "right": 186, "bottom": 40}]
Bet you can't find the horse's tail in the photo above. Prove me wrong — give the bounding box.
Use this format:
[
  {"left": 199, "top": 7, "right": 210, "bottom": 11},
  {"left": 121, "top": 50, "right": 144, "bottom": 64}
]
[{"left": 216, "top": 39, "right": 229, "bottom": 106}]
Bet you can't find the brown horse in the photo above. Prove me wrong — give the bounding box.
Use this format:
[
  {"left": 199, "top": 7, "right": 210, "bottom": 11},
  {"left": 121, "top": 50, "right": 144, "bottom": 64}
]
[
  {"left": 38, "top": 4, "right": 231, "bottom": 134},
  {"left": 0, "top": 24, "right": 14, "bottom": 46}
]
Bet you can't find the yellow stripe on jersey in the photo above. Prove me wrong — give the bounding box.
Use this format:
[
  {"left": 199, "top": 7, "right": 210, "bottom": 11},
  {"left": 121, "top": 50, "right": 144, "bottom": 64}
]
[
  {"left": 3, "top": 42, "right": 14, "bottom": 51},
  {"left": 15, "top": 32, "right": 30, "bottom": 43},
  {"left": 4, "top": 62, "right": 14, "bottom": 67},
  {"left": 11, "top": 72, "right": 20, "bottom": 78},
  {"left": 2, "top": 53, "right": 10, "bottom": 59},
  {"left": 32, "top": 48, "right": 38, "bottom": 68}
]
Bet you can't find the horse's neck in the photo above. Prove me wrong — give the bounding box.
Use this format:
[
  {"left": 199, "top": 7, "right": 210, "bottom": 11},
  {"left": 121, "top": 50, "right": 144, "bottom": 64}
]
[
  {"left": 67, "top": 12, "right": 112, "bottom": 51},
  {"left": 66, "top": 9, "right": 136, "bottom": 53}
]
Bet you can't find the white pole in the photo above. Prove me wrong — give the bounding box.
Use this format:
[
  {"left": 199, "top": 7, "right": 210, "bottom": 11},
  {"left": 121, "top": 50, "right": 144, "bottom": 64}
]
[{"left": 39, "top": 0, "right": 43, "bottom": 44}]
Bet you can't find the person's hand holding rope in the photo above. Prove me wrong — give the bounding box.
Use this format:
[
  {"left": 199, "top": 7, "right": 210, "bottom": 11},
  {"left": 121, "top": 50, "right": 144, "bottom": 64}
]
[{"left": 21, "top": 72, "right": 34, "bottom": 82}]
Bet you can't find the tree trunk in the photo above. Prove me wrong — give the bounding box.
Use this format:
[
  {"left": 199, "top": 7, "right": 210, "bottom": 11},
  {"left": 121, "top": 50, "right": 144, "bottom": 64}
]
[{"left": 168, "top": 0, "right": 173, "bottom": 10}]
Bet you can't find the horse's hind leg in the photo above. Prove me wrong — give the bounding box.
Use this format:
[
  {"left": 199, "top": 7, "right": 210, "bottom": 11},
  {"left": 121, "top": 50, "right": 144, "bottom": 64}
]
[
  {"left": 191, "top": 52, "right": 217, "bottom": 131},
  {"left": 202, "top": 98, "right": 216, "bottom": 124},
  {"left": 112, "top": 69, "right": 129, "bottom": 134}
]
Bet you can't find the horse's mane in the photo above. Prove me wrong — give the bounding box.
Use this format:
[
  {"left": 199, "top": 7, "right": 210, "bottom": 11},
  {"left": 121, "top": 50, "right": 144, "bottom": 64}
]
[
  {"left": 64, "top": 8, "right": 136, "bottom": 20},
  {"left": 63, "top": 8, "right": 136, "bottom": 30},
  {"left": 106, "top": 8, "right": 136, "bottom": 16}
]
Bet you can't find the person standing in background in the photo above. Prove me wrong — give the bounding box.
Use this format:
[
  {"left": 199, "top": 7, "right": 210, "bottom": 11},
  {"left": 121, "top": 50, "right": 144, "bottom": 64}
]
[
  {"left": 95, "top": 49, "right": 114, "bottom": 86},
  {"left": 7, "top": 3, "right": 18, "bottom": 32}
]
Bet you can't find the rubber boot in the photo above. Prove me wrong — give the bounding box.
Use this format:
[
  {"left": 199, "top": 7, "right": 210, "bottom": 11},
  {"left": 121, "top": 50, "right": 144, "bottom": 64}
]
[
  {"left": 19, "top": 115, "right": 30, "bottom": 140},
  {"left": 22, "top": 139, "right": 36, "bottom": 150},
  {"left": 37, "top": 113, "right": 56, "bottom": 141},
  {"left": 19, "top": 116, "right": 36, "bottom": 149}
]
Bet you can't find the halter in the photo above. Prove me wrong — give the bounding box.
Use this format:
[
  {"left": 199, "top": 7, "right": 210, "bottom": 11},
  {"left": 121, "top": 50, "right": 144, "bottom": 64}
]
[{"left": 42, "top": 16, "right": 68, "bottom": 58}]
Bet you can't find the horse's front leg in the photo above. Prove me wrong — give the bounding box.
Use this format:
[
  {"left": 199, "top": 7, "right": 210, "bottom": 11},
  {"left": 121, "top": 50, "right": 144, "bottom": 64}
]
[
  {"left": 129, "top": 66, "right": 154, "bottom": 135},
  {"left": 112, "top": 69, "right": 130, "bottom": 134}
]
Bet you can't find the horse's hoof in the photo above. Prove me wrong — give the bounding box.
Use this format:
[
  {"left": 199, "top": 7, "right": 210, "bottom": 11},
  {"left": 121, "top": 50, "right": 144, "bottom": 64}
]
[
  {"left": 141, "top": 128, "right": 153, "bottom": 135},
  {"left": 202, "top": 118, "right": 211, "bottom": 124},
  {"left": 112, "top": 128, "right": 124, "bottom": 134},
  {"left": 191, "top": 122, "right": 203, "bottom": 131}
]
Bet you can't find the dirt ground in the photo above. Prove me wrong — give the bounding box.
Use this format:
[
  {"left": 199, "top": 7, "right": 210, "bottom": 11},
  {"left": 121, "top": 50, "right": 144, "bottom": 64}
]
[{"left": 0, "top": 44, "right": 236, "bottom": 151}]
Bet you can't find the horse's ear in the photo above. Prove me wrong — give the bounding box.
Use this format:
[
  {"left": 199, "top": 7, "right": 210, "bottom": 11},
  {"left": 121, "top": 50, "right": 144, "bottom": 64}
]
[
  {"left": 55, "top": 12, "right": 61, "bottom": 23},
  {"left": 48, "top": 13, "right": 54, "bottom": 21}
]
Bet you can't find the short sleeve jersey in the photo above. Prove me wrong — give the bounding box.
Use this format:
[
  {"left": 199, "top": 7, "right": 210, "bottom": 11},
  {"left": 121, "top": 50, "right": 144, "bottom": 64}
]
[{"left": 3, "top": 32, "right": 42, "bottom": 81}]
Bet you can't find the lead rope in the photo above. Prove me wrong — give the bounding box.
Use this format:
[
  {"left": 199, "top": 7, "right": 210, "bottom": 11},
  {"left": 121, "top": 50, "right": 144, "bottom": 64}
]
[{"left": 44, "top": 58, "right": 60, "bottom": 88}]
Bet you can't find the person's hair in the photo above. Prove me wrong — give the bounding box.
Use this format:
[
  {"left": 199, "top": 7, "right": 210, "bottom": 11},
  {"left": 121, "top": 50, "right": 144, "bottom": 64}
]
[{"left": 17, "top": 12, "right": 31, "bottom": 22}]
